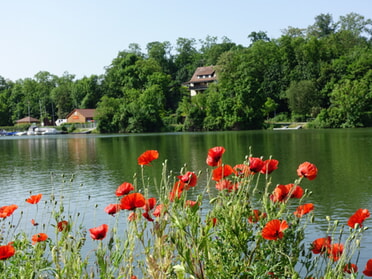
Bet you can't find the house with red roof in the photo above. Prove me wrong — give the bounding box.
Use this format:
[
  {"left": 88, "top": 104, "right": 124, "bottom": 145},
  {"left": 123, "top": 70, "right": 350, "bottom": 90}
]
[
  {"left": 66, "top": 109, "right": 96, "bottom": 123},
  {"left": 184, "top": 66, "right": 217, "bottom": 96},
  {"left": 15, "top": 116, "right": 40, "bottom": 124}
]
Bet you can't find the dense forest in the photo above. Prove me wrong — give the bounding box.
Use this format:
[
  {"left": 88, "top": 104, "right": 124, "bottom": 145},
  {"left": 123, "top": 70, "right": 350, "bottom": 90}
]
[{"left": 0, "top": 13, "right": 371, "bottom": 132}]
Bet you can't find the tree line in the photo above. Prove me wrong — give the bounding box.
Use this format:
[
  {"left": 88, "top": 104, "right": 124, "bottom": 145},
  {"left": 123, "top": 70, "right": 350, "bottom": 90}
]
[{"left": 0, "top": 12, "right": 371, "bottom": 132}]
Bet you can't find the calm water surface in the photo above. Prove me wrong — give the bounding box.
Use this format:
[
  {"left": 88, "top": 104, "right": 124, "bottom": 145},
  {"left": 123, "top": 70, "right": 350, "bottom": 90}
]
[{"left": 1, "top": 129, "right": 372, "bottom": 272}]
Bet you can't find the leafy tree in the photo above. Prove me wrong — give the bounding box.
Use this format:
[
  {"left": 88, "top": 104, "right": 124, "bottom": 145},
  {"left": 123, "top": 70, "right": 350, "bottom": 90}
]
[
  {"left": 103, "top": 51, "right": 142, "bottom": 98},
  {"left": 51, "top": 72, "right": 75, "bottom": 119},
  {"left": 78, "top": 75, "right": 104, "bottom": 109},
  {"left": 183, "top": 93, "right": 207, "bottom": 131},
  {"left": 211, "top": 46, "right": 268, "bottom": 130},
  {"left": 0, "top": 76, "right": 12, "bottom": 125},
  {"left": 262, "top": 97, "right": 278, "bottom": 119},
  {"left": 199, "top": 36, "right": 238, "bottom": 65},
  {"left": 203, "top": 84, "right": 225, "bottom": 130},
  {"left": 328, "top": 73, "right": 372, "bottom": 127},
  {"left": 281, "top": 26, "right": 306, "bottom": 38},
  {"left": 248, "top": 31, "right": 270, "bottom": 43},
  {"left": 338, "top": 12, "right": 372, "bottom": 39},
  {"left": 146, "top": 41, "right": 175, "bottom": 75},
  {"left": 307, "top": 13, "right": 336, "bottom": 38},
  {"left": 124, "top": 84, "right": 165, "bottom": 132},
  {"left": 34, "top": 71, "right": 57, "bottom": 123},
  {"left": 96, "top": 96, "right": 122, "bottom": 133},
  {"left": 286, "top": 80, "right": 320, "bottom": 119},
  {"left": 174, "top": 37, "right": 202, "bottom": 84}
]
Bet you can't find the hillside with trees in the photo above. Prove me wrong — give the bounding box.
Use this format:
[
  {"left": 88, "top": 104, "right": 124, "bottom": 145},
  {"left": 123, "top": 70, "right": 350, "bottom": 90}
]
[{"left": 0, "top": 13, "right": 371, "bottom": 132}]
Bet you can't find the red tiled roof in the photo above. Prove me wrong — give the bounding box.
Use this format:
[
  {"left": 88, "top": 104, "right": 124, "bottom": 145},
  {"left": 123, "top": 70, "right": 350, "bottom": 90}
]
[
  {"left": 188, "top": 66, "right": 217, "bottom": 83},
  {"left": 16, "top": 116, "right": 40, "bottom": 123},
  {"left": 66, "top": 109, "right": 96, "bottom": 119}
]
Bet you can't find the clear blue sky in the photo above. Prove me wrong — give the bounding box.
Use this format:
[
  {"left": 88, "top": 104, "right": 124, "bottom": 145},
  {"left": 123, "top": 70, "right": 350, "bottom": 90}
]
[{"left": 1, "top": 0, "right": 371, "bottom": 81}]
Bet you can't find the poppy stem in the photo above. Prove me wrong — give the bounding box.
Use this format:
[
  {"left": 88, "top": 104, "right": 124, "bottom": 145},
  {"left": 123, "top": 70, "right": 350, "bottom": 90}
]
[{"left": 141, "top": 165, "right": 145, "bottom": 188}]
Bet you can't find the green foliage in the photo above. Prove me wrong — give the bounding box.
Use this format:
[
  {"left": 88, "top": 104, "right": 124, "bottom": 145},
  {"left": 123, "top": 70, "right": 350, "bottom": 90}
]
[
  {"left": 328, "top": 74, "right": 372, "bottom": 128},
  {"left": 96, "top": 96, "right": 122, "bottom": 133},
  {"left": 286, "top": 80, "right": 321, "bottom": 118}
]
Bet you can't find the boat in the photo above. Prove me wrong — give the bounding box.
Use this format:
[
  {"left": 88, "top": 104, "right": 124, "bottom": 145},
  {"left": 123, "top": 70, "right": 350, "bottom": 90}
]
[
  {"left": 273, "top": 125, "right": 303, "bottom": 130},
  {"left": 35, "top": 127, "right": 59, "bottom": 135},
  {"left": 27, "top": 125, "right": 60, "bottom": 135}
]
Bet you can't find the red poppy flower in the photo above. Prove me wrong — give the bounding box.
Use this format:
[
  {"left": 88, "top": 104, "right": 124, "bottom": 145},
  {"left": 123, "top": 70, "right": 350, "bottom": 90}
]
[
  {"left": 249, "top": 157, "right": 264, "bottom": 173},
  {"left": 363, "top": 259, "right": 372, "bottom": 276},
  {"left": 141, "top": 198, "right": 157, "bottom": 222},
  {"left": 297, "top": 162, "right": 318, "bottom": 180},
  {"left": 137, "top": 150, "right": 159, "bottom": 166},
  {"left": 120, "top": 193, "right": 146, "bottom": 210},
  {"left": 104, "top": 204, "right": 121, "bottom": 215},
  {"left": 0, "top": 244, "right": 15, "bottom": 260},
  {"left": 285, "top": 184, "right": 304, "bottom": 199},
  {"left": 311, "top": 236, "right": 332, "bottom": 254},
  {"left": 348, "top": 208, "right": 370, "bottom": 228},
  {"left": 89, "top": 224, "right": 108, "bottom": 240},
  {"left": 143, "top": 197, "right": 157, "bottom": 212},
  {"left": 209, "top": 217, "right": 218, "bottom": 226},
  {"left": 270, "top": 185, "right": 287, "bottom": 202},
  {"left": 169, "top": 181, "right": 185, "bottom": 202},
  {"left": 206, "top": 146, "right": 225, "bottom": 167},
  {"left": 31, "top": 219, "right": 39, "bottom": 226},
  {"left": 142, "top": 211, "right": 154, "bottom": 222},
  {"left": 212, "top": 164, "right": 235, "bottom": 181},
  {"left": 215, "top": 179, "right": 238, "bottom": 192},
  {"left": 26, "top": 194, "right": 43, "bottom": 204},
  {"left": 260, "top": 159, "right": 279, "bottom": 174},
  {"left": 248, "top": 209, "right": 267, "bottom": 223},
  {"left": 262, "top": 219, "right": 288, "bottom": 240},
  {"left": 0, "top": 204, "right": 18, "bottom": 218},
  {"left": 185, "top": 200, "right": 199, "bottom": 208},
  {"left": 270, "top": 184, "right": 303, "bottom": 202},
  {"left": 294, "top": 203, "right": 314, "bottom": 217},
  {"left": 328, "top": 243, "right": 344, "bottom": 261},
  {"left": 32, "top": 233, "right": 48, "bottom": 244},
  {"left": 233, "top": 164, "right": 252, "bottom": 177},
  {"left": 152, "top": 204, "right": 164, "bottom": 217},
  {"left": 344, "top": 263, "right": 358, "bottom": 274},
  {"left": 115, "top": 182, "right": 134, "bottom": 197},
  {"left": 57, "top": 220, "right": 69, "bottom": 232},
  {"left": 178, "top": 171, "right": 198, "bottom": 188}
]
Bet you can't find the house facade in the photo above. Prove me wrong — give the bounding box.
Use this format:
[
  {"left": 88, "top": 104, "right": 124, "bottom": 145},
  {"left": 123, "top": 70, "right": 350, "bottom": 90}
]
[
  {"left": 66, "top": 109, "right": 96, "bottom": 123},
  {"left": 184, "top": 66, "right": 217, "bottom": 96}
]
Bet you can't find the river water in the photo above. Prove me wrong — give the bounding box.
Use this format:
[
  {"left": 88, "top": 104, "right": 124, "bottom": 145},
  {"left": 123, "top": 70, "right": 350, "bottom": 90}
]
[{"left": 1, "top": 129, "right": 372, "bottom": 274}]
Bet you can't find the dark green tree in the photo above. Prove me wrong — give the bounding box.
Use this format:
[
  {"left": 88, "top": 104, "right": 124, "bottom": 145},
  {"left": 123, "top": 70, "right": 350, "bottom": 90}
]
[
  {"left": 34, "top": 71, "right": 57, "bottom": 123},
  {"left": 328, "top": 72, "right": 372, "bottom": 127},
  {"left": 0, "top": 76, "right": 13, "bottom": 125},
  {"left": 96, "top": 96, "right": 122, "bottom": 133},
  {"left": 286, "top": 80, "right": 321, "bottom": 119},
  {"left": 248, "top": 31, "right": 270, "bottom": 43},
  {"left": 338, "top": 12, "right": 372, "bottom": 38},
  {"left": 307, "top": 13, "right": 336, "bottom": 37},
  {"left": 51, "top": 72, "right": 75, "bottom": 119}
]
